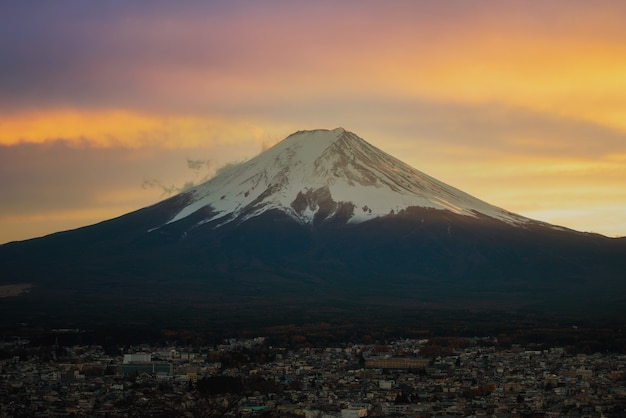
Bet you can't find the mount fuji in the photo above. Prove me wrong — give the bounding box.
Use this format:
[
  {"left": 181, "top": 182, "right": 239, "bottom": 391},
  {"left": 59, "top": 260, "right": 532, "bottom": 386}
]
[
  {"left": 1, "top": 128, "right": 625, "bottom": 329},
  {"left": 166, "top": 127, "right": 528, "bottom": 229}
]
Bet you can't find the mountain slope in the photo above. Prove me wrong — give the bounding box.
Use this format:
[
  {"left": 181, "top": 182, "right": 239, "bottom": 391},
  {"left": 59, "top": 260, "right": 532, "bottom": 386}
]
[
  {"left": 0, "top": 128, "right": 625, "bottom": 329},
  {"left": 163, "top": 128, "right": 530, "bottom": 231}
]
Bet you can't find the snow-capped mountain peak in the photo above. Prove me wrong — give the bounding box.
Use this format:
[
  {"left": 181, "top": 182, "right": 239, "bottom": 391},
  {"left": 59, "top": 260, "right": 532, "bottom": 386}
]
[{"left": 166, "top": 128, "right": 529, "bottom": 228}]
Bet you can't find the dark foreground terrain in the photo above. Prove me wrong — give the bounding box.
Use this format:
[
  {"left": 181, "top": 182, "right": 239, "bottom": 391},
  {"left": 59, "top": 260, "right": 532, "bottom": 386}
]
[{"left": 4, "top": 307, "right": 626, "bottom": 354}]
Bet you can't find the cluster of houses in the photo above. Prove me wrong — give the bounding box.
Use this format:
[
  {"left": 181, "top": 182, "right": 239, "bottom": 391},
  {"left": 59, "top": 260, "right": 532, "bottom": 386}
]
[{"left": 1, "top": 335, "right": 625, "bottom": 416}]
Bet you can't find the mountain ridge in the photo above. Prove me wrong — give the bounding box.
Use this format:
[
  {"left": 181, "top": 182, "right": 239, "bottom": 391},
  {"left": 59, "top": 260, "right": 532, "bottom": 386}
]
[
  {"left": 1, "top": 128, "right": 625, "bottom": 329},
  {"left": 160, "top": 128, "right": 532, "bottom": 234}
]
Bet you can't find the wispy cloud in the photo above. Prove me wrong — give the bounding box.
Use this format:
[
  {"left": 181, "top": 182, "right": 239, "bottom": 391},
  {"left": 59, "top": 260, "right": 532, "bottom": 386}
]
[{"left": 141, "top": 157, "right": 214, "bottom": 196}]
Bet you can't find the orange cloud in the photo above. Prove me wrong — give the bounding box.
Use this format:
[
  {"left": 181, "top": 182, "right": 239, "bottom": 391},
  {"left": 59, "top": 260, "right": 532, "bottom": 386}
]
[
  {"left": 377, "top": 32, "right": 626, "bottom": 132},
  {"left": 0, "top": 110, "right": 290, "bottom": 149}
]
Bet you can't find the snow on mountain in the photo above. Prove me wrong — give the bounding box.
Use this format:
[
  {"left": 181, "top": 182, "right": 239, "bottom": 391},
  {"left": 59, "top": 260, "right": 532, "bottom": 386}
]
[{"left": 166, "top": 128, "right": 530, "bottom": 228}]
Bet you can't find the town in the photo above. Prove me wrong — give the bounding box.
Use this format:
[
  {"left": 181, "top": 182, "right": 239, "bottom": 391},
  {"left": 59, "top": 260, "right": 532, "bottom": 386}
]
[{"left": 2, "top": 334, "right": 625, "bottom": 417}]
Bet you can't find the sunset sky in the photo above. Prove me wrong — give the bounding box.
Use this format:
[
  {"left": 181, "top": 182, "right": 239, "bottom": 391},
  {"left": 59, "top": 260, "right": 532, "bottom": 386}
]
[{"left": 2, "top": 0, "right": 626, "bottom": 243}]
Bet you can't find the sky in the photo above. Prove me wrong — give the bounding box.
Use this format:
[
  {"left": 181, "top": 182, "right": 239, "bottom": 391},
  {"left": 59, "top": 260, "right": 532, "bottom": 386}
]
[{"left": 1, "top": 0, "right": 626, "bottom": 243}]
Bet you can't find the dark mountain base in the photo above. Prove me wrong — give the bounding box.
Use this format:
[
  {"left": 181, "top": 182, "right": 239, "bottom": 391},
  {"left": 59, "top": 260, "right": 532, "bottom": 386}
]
[{"left": 1, "top": 205, "right": 625, "bottom": 333}]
